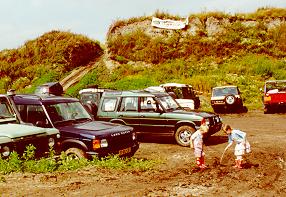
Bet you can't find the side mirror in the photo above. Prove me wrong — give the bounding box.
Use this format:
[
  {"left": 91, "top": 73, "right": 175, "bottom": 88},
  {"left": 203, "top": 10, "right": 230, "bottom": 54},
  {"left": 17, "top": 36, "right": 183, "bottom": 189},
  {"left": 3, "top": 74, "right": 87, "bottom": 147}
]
[{"left": 36, "top": 120, "right": 48, "bottom": 127}]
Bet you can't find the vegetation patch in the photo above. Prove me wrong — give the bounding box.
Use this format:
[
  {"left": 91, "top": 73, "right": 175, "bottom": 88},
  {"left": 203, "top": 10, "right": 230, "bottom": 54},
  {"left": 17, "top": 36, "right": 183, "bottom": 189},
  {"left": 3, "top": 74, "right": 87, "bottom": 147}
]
[{"left": 0, "top": 145, "right": 160, "bottom": 175}]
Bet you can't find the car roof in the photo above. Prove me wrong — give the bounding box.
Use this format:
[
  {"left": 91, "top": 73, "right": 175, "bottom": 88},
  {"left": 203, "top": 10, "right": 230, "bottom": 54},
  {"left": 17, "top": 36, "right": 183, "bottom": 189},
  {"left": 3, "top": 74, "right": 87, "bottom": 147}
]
[
  {"left": 79, "top": 88, "right": 107, "bottom": 94},
  {"left": 266, "top": 80, "right": 286, "bottom": 83},
  {"left": 102, "top": 90, "right": 169, "bottom": 97},
  {"left": 12, "top": 94, "right": 79, "bottom": 105},
  {"left": 212, "top": 85, "right": 238, "bottom": 89}
]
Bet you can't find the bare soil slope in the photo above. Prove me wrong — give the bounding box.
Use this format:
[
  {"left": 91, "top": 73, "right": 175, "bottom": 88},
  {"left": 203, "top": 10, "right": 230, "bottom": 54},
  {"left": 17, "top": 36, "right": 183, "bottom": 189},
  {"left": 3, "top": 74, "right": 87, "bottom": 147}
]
[{"left": 0, "top": 111, "right": 286, "bottom": 196}]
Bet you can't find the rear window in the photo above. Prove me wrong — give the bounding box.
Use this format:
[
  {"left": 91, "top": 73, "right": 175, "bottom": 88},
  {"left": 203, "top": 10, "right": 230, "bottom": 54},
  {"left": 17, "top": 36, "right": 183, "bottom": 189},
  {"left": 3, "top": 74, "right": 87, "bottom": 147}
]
[{"left": 212, "top": 87, "right": 238, "bottom": 97}]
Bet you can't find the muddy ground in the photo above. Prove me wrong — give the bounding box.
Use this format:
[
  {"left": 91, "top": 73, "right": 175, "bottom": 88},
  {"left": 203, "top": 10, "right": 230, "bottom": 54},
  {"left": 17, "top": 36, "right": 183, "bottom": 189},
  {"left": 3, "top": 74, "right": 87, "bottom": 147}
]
[{"left": 0, "top": 111, "right": 286, "bottom": 196}]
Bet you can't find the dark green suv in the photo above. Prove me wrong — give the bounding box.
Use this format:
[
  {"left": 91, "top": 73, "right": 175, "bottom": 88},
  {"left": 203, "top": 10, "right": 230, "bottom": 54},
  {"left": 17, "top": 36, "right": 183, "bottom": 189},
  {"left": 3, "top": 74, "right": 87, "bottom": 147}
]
[{"left": 96, "top": 90, "right": 222, "bottom": 146}]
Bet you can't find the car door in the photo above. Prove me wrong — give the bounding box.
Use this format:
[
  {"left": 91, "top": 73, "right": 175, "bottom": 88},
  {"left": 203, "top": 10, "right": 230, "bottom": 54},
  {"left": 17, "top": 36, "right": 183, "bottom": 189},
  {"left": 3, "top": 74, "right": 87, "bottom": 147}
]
[
  {"left": 138, "top": 96, "right": 167, "bottom": 134},
  {"left": 115, "top": 97, "right": 140, "bottom": 130}
]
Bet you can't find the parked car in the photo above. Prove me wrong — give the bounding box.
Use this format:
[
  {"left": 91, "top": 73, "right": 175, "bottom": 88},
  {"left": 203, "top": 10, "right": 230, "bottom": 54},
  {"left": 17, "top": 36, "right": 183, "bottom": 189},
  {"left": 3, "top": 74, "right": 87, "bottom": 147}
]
[
  {"left": 0, "top": 92, "right": 60, "bottom": 158},
  {"left": 79, "top": 85, "right": 113, "bottom": 116},
  {"left": 211, "top": 85, "right": 247, "bottom": 113},
  {"left": 10, "top": 84, "right": 139, "bottom": 159},
  {"left": 146, "top": 83, "right": 200, "bottom": 110},
  {"left": 262, "top": 80, "right": 286, "bottom": 114},
  {"left": 96, "top": 90, "right": 222, "bottom": 147}
]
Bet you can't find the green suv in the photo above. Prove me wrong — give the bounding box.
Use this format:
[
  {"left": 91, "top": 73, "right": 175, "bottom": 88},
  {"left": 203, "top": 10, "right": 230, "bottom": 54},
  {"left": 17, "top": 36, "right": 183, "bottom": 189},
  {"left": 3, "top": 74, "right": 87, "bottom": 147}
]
[
  {"left": 96, "top": 90, "right": 222, "bottom": 146},
  {"left": 0, "top": 93, "right": 60, "bottom": 158}
]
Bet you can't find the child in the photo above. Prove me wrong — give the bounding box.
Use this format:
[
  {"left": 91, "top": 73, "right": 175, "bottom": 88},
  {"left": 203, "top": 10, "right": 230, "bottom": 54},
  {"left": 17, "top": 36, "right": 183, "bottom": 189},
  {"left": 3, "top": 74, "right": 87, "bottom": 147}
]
[
  {"left": 190, "top": 124, "right": 209, "bottom": 169},
  {"left": 223, "top": 124, "right": 251, "bottom": 169}
]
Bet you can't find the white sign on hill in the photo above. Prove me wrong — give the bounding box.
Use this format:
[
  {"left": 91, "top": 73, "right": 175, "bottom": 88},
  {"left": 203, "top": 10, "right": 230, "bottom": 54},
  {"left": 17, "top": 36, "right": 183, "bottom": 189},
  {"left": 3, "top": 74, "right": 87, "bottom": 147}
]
[{"left": 151, "top": 17, "right": 188, "bottom": 30}]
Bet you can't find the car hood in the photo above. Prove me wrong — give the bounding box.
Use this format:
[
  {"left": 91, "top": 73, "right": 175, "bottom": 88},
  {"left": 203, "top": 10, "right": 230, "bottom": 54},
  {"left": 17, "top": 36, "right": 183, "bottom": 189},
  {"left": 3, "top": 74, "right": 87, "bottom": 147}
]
[
  {"left": 0, "top": 124, "right": 48, "bottom": 139},
  {"left": 168, "top": 109, "right": 217, "bottom": 118},
  {"left": 176, "top": 99, "right": 194, "bottom": 109},
  {"left": 57, "top": 121, "right": 133, "bottom": 138}
]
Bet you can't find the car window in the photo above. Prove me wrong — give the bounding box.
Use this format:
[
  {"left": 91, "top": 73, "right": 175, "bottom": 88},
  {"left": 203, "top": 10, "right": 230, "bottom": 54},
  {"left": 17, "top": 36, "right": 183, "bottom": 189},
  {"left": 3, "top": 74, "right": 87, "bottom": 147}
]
[
  {"left": 101, "top": 98, "right": 117, "bottom": 112},
  {"left": 80, "top": 93, "right": 101, "bottom": 105},
  {"left": 0, "top": 98, "right": 14, "bottom": 118},
  {"left": 158, "top": 95, "right": 180, "bottom": 111},
  {"left": 45, "top": 102, "right": 91, "bottom": 123},
  {"left": 16, "top": 104, "right": 50, "bottom": 127},
  {"left": 140, "top": 97, "right": 157, "bottom": 112},
  {"left": 119, "top": 97, "right": 138, "bottom": 112},
  {"left": 212, "top": 87, "right": 238, "bottom": 97}
]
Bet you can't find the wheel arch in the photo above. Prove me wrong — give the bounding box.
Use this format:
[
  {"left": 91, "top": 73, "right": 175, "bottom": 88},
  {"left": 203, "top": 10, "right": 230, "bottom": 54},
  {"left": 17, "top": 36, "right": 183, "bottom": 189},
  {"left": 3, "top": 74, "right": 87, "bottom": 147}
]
[
  {"left": 175, "top": 120, "right": 196, "bottom": 132},
  {"left": 61, "top": 139, "right": 88, "bottom": 152}
]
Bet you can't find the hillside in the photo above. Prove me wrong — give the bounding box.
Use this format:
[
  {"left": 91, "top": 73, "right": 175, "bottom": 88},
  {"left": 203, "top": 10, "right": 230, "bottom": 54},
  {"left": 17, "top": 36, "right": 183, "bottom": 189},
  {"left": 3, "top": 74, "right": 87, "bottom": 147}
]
[
  {"left": 0, "top": 30, "right": 103, "bottom": 93},
  {"left": 0, "top": 8, "right": 285, "bottom": 110}
]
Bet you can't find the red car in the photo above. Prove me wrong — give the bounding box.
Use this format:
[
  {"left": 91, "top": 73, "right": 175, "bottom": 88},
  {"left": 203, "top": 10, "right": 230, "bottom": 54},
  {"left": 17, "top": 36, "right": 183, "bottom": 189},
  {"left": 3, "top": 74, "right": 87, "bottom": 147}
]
[{"left": 263, "top": 80, "right": 286, "bottom": 114}]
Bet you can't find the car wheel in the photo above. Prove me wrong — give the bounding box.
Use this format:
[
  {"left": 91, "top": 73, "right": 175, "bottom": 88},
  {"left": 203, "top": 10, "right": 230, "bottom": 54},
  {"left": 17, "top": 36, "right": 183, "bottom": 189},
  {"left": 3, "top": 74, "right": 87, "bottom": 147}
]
[
  {"left": 225, "top": 94, "right": 236, "bottom": 105},
  {"left": 175, "top": 126, "right": 195, "bottom": 147},
  {"left": 264, "top": 106, "right": 272, "bottom": 114},
  {"left": 65, "top": 147, "right": 87, "bottom": 159}
]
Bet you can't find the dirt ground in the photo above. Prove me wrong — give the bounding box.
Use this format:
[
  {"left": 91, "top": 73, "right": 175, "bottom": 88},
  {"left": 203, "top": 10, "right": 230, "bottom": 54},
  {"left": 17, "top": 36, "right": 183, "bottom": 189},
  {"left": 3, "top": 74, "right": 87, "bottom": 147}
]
[{"left": 0, "top": 110, "right": 286, "bottom": 197}]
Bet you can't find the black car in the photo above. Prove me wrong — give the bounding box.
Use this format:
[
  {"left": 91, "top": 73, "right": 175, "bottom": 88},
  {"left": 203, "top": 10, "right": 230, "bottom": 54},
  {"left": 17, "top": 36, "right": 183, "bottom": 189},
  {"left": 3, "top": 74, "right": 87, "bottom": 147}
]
[
  {"left": 10, "top": 93, "right": 139, "bottom": 159},
  {"left": 211, "top": 85, "right": 247, "bottom": 113},
  {"left": 96, "top": 90, "right": 222, "bottom": 146}
]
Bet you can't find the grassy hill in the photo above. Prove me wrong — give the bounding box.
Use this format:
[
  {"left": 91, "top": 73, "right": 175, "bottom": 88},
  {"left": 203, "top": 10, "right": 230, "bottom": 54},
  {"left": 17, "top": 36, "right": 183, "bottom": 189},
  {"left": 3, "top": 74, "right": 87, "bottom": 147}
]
[
  {"left": 0, "top": 30, "right": 103, "bottom": 93},
  {"left": 0, "top": 8, "right": 285, "bottom": 111}
]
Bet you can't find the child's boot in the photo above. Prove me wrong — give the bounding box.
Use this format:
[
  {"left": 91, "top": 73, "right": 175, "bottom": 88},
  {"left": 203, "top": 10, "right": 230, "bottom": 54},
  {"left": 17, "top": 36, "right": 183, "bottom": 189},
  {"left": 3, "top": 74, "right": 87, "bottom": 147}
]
[
  {"left": 196, "top": 158, "right": 201, "bottom": 168},
  {"left": 237, "top": 159, "right": 243, "bottom": 169},
  {"left": 200, "top": 157, "right": 206, "bottom": 169},
  {"left": 233, "top": 159, "right": 239, "bottom": 168}
]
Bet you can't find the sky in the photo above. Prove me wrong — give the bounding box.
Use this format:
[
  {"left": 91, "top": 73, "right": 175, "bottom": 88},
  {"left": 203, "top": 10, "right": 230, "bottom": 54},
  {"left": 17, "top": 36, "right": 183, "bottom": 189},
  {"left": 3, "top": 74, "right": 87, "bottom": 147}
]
[{"left": 0, "top": 0, "right": 285, "bottom": 51}]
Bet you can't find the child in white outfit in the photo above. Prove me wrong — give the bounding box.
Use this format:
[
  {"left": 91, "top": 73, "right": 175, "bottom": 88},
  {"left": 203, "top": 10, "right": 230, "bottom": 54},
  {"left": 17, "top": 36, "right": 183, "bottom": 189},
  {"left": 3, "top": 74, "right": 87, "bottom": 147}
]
[
  {"left": 223, "top": 124, "right": 251, "bottom": 169},
  {"left": 190, "top": 124, "right": 209, "bottom": 169}
]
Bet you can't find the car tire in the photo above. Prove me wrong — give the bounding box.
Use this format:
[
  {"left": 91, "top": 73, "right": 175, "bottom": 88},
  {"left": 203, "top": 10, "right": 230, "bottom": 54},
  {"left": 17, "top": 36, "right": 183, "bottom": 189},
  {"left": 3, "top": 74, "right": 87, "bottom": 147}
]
[
  {"left": 264, "top": 106, "right": 272, "bottom": 114},
  {"left": 175, "top": 126, "right": 195, "bottom": 147},
  {"left": 65, "top": 147, "right": 87, "bottom": 159},
  {"left": 225, "top": 94, "right": 236, "bottom": 105}
]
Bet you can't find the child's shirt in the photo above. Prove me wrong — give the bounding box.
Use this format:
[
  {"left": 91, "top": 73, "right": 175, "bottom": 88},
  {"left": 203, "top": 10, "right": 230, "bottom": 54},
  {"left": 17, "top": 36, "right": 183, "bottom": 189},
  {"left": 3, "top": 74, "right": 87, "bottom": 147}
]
[
  {"left": 191, "top": 130, "right": 203, "bottom": 149},
  {"left": 228, "top": 129, "right": 246, "bottom": 144}
]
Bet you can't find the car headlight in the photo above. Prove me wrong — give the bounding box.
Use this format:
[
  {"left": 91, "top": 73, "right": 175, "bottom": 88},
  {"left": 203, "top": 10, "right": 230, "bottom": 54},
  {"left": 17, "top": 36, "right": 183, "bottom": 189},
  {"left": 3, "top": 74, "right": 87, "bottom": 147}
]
[
  {"left": 48, "top": 138, "right": 55, "bottom": 147},
  {"left": 2, "top": 146, "right": 10, "bottom": 157},
  {"left": 93, "top": 139, "right": 108, "bottom": 150},
  {"left": 100, "top": 139, "right": 108, "bottom": 148},
  {"left": 132, "top": 132, "right": 137, "bottom": 140}
]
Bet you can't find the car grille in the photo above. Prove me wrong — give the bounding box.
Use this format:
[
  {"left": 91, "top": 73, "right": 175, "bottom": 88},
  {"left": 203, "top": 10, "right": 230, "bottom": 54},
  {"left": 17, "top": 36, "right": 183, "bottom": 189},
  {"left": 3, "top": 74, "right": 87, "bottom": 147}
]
[
  {"left": 108, "top": 131, "right": 135, "bottom": 150},
  {"left": 12, "top": 135, "right": 50, "bottom": 155}
]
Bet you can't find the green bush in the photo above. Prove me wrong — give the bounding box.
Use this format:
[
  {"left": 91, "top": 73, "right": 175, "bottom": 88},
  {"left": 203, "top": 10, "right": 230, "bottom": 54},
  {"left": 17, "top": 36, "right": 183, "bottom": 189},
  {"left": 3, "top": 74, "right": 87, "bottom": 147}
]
[{"left": 0, "top": 145, "right": 159, "bottom": 175}]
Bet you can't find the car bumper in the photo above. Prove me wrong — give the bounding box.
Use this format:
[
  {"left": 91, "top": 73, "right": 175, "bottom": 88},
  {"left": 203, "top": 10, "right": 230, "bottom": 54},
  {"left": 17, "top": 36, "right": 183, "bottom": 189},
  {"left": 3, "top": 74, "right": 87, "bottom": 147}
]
[{"left": 86, "top": 142, "right": 140, "bottom": 158}]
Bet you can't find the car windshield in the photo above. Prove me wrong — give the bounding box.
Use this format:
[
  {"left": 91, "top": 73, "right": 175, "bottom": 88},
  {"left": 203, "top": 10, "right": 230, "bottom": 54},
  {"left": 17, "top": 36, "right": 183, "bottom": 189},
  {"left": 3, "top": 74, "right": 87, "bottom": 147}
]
[
  {"left": 266, "top": 81, "right": 286, "bottom": 92},
  {"left": 45, "top": 101, "right": 92, "bottom": 125},
  {"left": 157, "top": 95, "right": 180, "bottom": 111},
  {"left": 212, "top": 87, "right": 238, "bottom": 97}
]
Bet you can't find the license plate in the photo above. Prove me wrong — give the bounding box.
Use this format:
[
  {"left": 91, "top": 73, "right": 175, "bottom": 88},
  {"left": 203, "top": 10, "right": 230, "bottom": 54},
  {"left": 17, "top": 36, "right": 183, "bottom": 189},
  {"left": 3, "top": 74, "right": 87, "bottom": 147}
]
[{"left": 119, "top": 147, "right": 131, "bottom": 155}]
